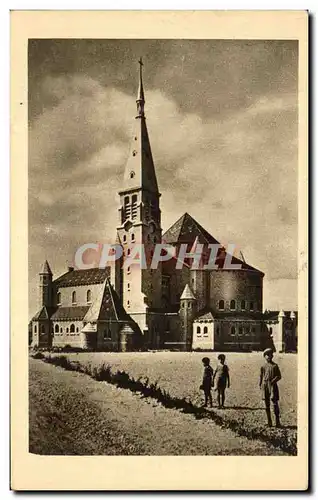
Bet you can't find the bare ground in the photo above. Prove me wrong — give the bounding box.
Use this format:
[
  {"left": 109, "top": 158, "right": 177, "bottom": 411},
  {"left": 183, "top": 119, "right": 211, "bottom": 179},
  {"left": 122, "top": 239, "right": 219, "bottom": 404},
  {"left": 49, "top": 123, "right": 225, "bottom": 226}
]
[{"left": 29, "top": 358, "right": 287, "bottom": 455}]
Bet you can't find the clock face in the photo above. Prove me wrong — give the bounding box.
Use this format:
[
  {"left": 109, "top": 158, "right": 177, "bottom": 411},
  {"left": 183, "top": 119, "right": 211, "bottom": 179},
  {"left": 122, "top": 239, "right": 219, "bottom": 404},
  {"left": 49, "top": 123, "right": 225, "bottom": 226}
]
[{"left": 149, "top": 222, "right": 156, "bottom": 234}]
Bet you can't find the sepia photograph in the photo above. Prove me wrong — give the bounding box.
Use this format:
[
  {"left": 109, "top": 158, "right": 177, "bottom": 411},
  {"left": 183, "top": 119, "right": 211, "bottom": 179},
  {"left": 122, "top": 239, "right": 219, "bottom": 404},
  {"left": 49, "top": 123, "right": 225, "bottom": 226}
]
[
  {"left": 28, "top": 37, "right": 298, "bottom": 456},
  {"left": 10, "top": 10, "right": 308, "bottom": 491}
]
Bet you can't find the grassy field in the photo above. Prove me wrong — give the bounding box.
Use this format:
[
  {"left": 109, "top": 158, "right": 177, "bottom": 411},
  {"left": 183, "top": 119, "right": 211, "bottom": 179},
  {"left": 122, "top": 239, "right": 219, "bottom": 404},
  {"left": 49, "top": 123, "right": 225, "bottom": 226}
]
[
  {"left": 34, "top": 351, "right": 297, "bottom": 455},
  {"left": 30, "top": 357, "right": 287, "bottom": 456}
]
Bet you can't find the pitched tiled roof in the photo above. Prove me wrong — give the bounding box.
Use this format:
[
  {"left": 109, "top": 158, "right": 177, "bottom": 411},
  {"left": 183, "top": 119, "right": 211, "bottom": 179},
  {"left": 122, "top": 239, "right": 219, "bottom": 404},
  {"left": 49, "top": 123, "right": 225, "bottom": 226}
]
[
  {"left": 53, "top": 267, "right": 110, "bottom": 288},
  {"left": 194, "top": 311, "right": 215, "bottom": 321},
  {"left": 32, "top": 305, "right": 57, "bottom": 321},
  {"left": 51, "top": 306, "right": 90, "bottom": 321},
  {"left": 162, "top": 213, "right": 263, "bottom": 275},
  {"left": 84, "top": 278, "right": 130, "bottom": 323},
  {"left": 163, "top": 213, "right": 220, "bottom": 246}
]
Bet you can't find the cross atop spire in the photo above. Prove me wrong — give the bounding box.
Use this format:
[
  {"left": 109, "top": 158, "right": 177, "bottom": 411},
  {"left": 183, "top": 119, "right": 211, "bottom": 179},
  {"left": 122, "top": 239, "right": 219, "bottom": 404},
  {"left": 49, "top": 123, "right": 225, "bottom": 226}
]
[{"left": 136, "top": 57, "right": 145, "bottom": 117}]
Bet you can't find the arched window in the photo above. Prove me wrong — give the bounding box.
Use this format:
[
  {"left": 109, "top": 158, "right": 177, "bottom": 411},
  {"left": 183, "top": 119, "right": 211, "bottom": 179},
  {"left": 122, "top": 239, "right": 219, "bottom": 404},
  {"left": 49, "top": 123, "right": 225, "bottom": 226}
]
[
  {"left": 127, "top": 248, "right": 131, "bottom": 256},
  {"left": 250, "top": 302, "right": 254, "bottom": 311},
  {"left": 127, "top": 283, "right": 130, "bottom": 291},
  {"left": 230, "top": 300, "right": 236, "bottom": 310},
  {"left": 34, "top": 325, "right": 37, "bottom": 333},
  {"left": 197, "top": 326, "right": 201, "bottom": 334},
  {"left": 127, "top": 266, "right": 131, "bottom": 274},
  {"left": 57, "top": 292, "right": 61, "bottom": 305},
  {"left": 104, "top": 329, "right": 111, "bottom": 340},
  {"left": 203, "top": 326, "right": 208, "bottom": 335},
  {"left": 131, "top": 194, "right": 137, "bottom": 220},
  {"left": 241, "top": 300, "right": 246, "bottom": 310},
  {"left": 182, "top": 302, "right": 185, "bottom": 308},
  {"left": 60, "top": 327, "right": 63, "bottom": 333},
  {"left": 66, "top": 328, "right": 69, "bottom": 333},
  {"left": 124, "top": 196, "right": 130, "bottom": 221},
  {"left": 76, "top": 327, "right": 79, "bottom": 333},
  {"left": 188, "top": 302, "right": 191, "bottom": 309},
  {"left": 55, "top": 324, "right": 59, "bottom": 333},
  {"left": 72, "top": 291, "right": 77, "bottom": 304},
  {"left": 123, "top": 234, "right": 127, "bottom": 243},
  {"left": 70, "top": 324, "right": 75, "bottom": 333},
  {"left": 231, "top": 326, "right": 236, "bottom": 336},
  {"left": 127, "top": 300, "right": 130, "bottom": 307},
  {"left": 218, "top": 300, "right": 225, "bottom": 310},
  {"left": 41, "top": 324, "right": 45, "bottom": 334},
  {"left": 87, "top": 289, "right": 92, "bottom": 303},
  {"left": 131, "top": 233, "right": 135, "bottom": 242}
]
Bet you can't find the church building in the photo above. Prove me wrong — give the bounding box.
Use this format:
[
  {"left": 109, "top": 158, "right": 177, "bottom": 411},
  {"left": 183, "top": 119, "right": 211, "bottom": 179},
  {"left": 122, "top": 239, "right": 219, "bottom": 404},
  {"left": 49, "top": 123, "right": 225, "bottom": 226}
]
[{"left": 31, "top": 60, "right": 272, "bottom": 352}]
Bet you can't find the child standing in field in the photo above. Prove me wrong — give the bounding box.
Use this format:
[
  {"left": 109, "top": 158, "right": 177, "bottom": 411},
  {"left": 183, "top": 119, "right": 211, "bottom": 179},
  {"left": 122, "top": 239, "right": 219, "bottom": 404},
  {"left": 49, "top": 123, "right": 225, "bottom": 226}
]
[
  {"left": 200, "top": 357, "right": 213, "bottom": 407},
  {"left": 212, "top": 354, "right": 230, "bottom": 408},
  {"left": 259, "top": 348, "right": 282, "bottom": 428}
]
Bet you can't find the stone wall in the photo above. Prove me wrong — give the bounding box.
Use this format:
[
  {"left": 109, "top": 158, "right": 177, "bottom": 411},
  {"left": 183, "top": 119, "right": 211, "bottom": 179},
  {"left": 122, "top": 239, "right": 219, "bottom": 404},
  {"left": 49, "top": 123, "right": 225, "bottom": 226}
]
[
  {"left": 54, "top": 283, "right": 103, "bottom": 308},
  {"left": 209, "top": 270, "right": 263, "bottom": 314}
]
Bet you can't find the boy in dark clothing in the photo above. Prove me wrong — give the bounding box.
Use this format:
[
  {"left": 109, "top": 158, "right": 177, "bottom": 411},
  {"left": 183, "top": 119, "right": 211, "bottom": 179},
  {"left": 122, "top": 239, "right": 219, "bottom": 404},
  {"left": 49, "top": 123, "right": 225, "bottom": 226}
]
[
  {"left": 259, "top": 348, "right": 282, "bottom": 428},
  {"left": 213, "top": 353, "right": 230, "bottom": 408},
  {"left": 200, "top": 357, "right": 213, "bottom": 407}
]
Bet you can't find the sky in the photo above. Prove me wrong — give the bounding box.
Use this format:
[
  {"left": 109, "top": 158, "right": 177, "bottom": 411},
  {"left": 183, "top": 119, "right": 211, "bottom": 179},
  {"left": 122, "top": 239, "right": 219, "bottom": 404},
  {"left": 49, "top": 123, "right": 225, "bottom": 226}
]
[{"left": 28, "top": 39, "right": 298, "bottom": 317}]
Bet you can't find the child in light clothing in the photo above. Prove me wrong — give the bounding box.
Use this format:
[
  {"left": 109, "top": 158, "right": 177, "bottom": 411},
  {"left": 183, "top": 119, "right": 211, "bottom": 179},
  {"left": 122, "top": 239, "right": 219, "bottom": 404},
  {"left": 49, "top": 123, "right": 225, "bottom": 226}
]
[{"left": 213, "top": 354, "right": 230, "bottom": 408}]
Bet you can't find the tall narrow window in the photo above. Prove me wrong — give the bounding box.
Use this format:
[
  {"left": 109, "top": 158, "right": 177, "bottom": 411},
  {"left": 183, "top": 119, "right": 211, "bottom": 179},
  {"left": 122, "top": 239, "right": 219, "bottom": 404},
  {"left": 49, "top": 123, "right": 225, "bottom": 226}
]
[
  {"left": 127, "top": 300, "right": 130, "bottom": 308},
  {"left": 131, "top": 233, "right": 135, "bottom": 242},
  {"left": 55, "top": 324, "right": 59, "bottom": 333},
  {"left": 239, "top": 326, "right": 243, "bottom": 336},
  {"left": 124, "top": 196, "right": 130, "bottom": 221},
  {"left": 131, "top": 194, "right": 138, "bottom": 220},
  {"left": 241, "top": 300, "right": 246, "bottom": 310},
  {"left": 218, "top": 299, "right": 225, "bottom": 310},
  {"left": 250, "top": 302, "right": 254, "bottom": 311},
  {"left": 72, "top": 291, "right": 77, "bottom": 304},
  {"left": 87, "top": 289, "right": 92, "bottom": 303},
  {"left": 57, "top": 292, "right": 61, "bottom": 305},
  {"left": 123, "top": 234, "right": 127, "bottom": 243},
  {"left": 231, "top": 326, "right": 236, "bottom": 336},
  {"left": 60, "top": 327, "right": 63, "bottom": 333},
  {"left": 127, "top": 283, "right": 130, "bottom": 291},
  {"left": 197, "top": 326, "right": 201, "bottom": 335},
  {"left": 203, "top": 326, "right": 208, "bottom": 336},
  {"left": 70, "top": 324, "right": 75, "bottom": 333},
  {"left": 34, "top": 325, "right": 37, "bottom": 333},
  {"left": 230, "top": 300, "right": 236, "bottom": 310}
]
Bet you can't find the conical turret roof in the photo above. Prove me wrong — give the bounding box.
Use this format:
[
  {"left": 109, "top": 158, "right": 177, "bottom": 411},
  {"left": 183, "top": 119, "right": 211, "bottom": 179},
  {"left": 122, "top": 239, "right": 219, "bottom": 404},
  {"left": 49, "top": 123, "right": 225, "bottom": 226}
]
[
  {"left": 40, "top": 260, "right": 52, "bottom": 275},
  {"left": 180, "top": 284, "right": 196, "bottom": 300}
]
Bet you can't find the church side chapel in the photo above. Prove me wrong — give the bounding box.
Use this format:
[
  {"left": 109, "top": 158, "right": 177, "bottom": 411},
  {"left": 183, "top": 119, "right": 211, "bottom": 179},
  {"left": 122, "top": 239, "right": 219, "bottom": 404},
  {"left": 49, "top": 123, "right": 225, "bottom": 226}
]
[{"left": 31, "top": 60, "right": 293, "bottom": 353}]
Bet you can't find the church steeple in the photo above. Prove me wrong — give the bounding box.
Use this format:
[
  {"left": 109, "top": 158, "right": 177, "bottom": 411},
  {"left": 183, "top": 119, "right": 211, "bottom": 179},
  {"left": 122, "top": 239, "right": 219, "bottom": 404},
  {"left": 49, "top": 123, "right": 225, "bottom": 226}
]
[
  {"left": 136, "top": 57, "right": 145, "bottom": 117},
  {"left": 117, "top": 59, "right": 163, "bottom": 322},
  {"left": 119, "top": 58, "right": 159, "bottom": 197}
]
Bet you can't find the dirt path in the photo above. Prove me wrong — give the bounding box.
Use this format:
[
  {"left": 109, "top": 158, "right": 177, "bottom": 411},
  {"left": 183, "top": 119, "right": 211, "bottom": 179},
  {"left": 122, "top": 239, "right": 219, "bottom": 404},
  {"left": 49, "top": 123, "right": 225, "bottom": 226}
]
[{"left": 29, "top": 358, "right": 287, "bottom": 455}]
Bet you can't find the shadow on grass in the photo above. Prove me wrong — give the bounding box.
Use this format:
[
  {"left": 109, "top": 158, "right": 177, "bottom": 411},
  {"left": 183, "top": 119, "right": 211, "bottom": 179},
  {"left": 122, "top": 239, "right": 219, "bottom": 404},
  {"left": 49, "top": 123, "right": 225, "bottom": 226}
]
[
  {"left": 33, "top": 353, "right": 297, "bottom": 456},
  {"left": 217, "top": 406, "right": 265, "bottom": 411}
]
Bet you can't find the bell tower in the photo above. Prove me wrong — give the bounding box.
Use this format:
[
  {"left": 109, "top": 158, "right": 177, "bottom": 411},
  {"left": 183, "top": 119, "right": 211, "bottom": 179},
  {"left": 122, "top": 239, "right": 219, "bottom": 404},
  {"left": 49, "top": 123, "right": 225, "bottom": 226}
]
[
  {"left": 117, "top": 58, "right": 162, "bottom": 341},
  {"left": 39, "top": 260, "right": 53, "bottom": 308}
]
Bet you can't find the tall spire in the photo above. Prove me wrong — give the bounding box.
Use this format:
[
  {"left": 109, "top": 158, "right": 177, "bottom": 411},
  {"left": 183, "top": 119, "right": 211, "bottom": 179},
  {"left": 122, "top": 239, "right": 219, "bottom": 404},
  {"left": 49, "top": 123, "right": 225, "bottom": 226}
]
[
  {"left": 136, "top": 57, "right": 145, "bottom": 117},
  {"left": 119, "top": 58, "right": 159, "bottom": 195}
]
